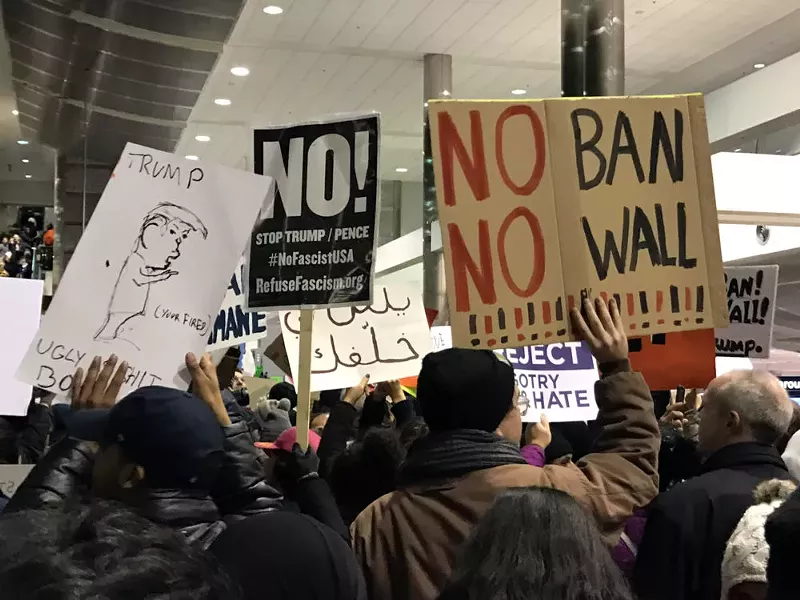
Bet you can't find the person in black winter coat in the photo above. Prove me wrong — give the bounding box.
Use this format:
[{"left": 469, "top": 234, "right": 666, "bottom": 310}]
[
  {"left": 633, "top": 370, "right": 795, "bottom": 600},
  {"left": 6, "top": 353, "right": 282, "bottom": 550},
  {"left": 211, "top": 510, "right": 366, "bottom": 600}
]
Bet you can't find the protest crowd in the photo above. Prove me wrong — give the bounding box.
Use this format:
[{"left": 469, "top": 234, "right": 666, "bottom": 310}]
[
  {"left": 0, "top": 294, "right": 798, "bottom": 600},
  {"left": 0, "top": 216, "right": 50, "bottom": 279},
  {"left": 0, "top": 8, "right": 796, "bottom": 600}
]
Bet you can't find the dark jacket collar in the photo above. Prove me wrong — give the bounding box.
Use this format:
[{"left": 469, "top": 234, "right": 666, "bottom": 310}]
[
  {"left": 398, "top": 429, "right": 527, "bottom": 487},
  {"left": 700, "top": 441, "right": 787, "bottom": 475},
  {"left": 136, "top": 488, "right": 225, "bottom": 549}
]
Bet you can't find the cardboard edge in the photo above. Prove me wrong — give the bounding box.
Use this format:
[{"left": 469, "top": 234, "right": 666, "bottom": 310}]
[
  {"left": 542, "top": 99, "right": 575, "bottom": 341},
  {"left": 687, "top": 94, "right": 729, "bottom": 328}
]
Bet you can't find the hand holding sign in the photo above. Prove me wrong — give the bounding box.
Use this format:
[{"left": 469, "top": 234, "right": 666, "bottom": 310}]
[
  {"left": 71, "top": 354, "right": 129, "bottom": 410},
  {"left": 570, "top": 297, "right": 628, "bottom": 364},
  {"left": 186, "top": 352, "right": 231, "bottom": 427},
  {"left": 525, "top": 414, "right": 552, "bottom": 448}
]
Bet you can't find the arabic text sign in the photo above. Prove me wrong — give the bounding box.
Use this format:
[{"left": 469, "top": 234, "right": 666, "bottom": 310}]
[
  {"left": 496, "top": 342, "right": 599, "bottom": 423},
  {"left": 247, "top": 114, "right": 381, "bottom": 310},
  {"left": 280, "top": 280, "right": 431, "bottom": 391},
  {"left": 716, "top": 265, "right": 778, "bottom": 358},
  {"left": 207, "top": 258, "right": 269, "bottom": 351},
  {"left": 429, "top": 96, "right": 728, "bottom": 351},
  {"left": 17, "top": 144, "right": 272, "bottom": 396},
  {"left": 0, "top": 279, "right": 43, "bottom": 416}
]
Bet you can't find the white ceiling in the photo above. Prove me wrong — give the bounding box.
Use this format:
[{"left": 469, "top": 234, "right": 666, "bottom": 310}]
[{"left": 176, "top": 0, "right": 800, "bottom": 181}]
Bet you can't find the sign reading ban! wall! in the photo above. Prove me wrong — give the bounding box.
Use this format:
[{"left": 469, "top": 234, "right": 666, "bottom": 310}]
[{"left": 429, "top": 95, "right": 729, "bottom": 351}]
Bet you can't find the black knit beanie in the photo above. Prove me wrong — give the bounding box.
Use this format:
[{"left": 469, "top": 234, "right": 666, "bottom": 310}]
[{"left": 417, "top": 348, "right": 515, "bottom": 433}]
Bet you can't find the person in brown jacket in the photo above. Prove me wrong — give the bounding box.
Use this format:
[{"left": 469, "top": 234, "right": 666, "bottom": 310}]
[{"left": 351, "top": 297, "right": 660, "bottom": 600}]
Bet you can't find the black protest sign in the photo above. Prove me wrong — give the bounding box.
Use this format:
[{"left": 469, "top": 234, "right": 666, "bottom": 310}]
[{"left": 247, "top": 114, "right": 380, "bottom": 310}]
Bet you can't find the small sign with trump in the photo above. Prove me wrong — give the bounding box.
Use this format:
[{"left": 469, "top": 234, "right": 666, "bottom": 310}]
[{"left": 429, "top": 95, "right": 728, "bottom": 351}]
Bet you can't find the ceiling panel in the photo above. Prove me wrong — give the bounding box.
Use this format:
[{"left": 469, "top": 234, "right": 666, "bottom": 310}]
[{"left": 176, "top": 0, "right": 800, "bottom": 182}]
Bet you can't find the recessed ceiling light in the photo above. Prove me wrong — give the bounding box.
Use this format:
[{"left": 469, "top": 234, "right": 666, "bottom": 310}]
[
  {"left": 231, "top": 66, "right": 250, "bottom": 77},
  {"left": 511, "top": 89, "right": 527, "bottom": 95},
  {"left": 754, "top": 63, "right": 766, "bottom": 69},
  {"left": 24, "top": 174, "right": 31, "bottom": 179},
  {"left": 441, "top": 90, "right": 451, "bottom": 97},
  {"left": 11, "top": 109, "right": 18, "bottom": 116},
  {"left": 21, "top": 159, "right": 29, "bottom": 163},
  {"left": 195, "top": 135, "right": 211, "bottom": 142},
  {"left": 214, "top": 98, "right": 231, "bottom": 106},
  {"left": 263, "top": 5, "right": 284, "bottom": 15},
  {"left": 17, "top": 140, "right": 28, "bottom": 145},
  {"left": 185, "top": 155, "right": 199, "bottom": 161},
  {"left": 395, "top": 167, "right": 409, "bottom": 173}
]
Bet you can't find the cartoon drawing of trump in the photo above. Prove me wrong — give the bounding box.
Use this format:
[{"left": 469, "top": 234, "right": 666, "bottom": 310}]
[{"left": 95, "top": 202, "right": 208, "bottom": 349}]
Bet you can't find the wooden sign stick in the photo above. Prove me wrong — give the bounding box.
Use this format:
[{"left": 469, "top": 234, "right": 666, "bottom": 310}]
[{"left": 294, "top": 308, "right": 315, "bottom": 451}]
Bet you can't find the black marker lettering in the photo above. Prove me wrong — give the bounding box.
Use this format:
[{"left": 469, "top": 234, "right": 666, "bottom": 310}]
[
  {"left": 165, "top": 163, "right": 181, "bottom": 182},
  {"left": 654, "top": 204, "right": 677, "bottom": 266},
  {"left": 582, "top": 208, "right": 629, "bottom": 281},
  {"left": 36, "top": 338, "right": 53, "bottom": 356},
  {"left": 606, "top": 111, "right": 645, "bottom": 185},
  {"left": 571, "top": 108, "right": 606, "bottom": 191},
  {"left": 629, "top": 206, "right": 661, "bottom": 272},
  {"left": 188, "top": 167, "right": 204, "bottom": 189},
  {"left": 649, "top": 109, "right": 684, "bottom": 184},
  {"left": 677, "top": 202, "right": 696, "bottom": 268},
  {"left": 152, "top": 161, "right": 166, "bottom": 179},
  {"left": 36, "top": 365, "right": 56, "bottom": 389}
]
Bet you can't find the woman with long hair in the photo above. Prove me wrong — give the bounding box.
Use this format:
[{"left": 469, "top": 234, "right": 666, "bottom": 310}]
[{"left": 438, "top": 487, "right": 634, "bottom": 600}]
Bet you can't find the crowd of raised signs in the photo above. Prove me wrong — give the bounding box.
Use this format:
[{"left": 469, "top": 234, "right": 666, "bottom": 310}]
[
  {"left": 0, "top": 296, "right": 796, "bottom": 600},
  {"left": 0, "top": 95, "right": 794, "bottom": 600}
]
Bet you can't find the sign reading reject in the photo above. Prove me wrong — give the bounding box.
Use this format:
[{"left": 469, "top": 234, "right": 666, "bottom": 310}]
[{"left": 430, "top": 95, "right": 728, "bottom": 351}]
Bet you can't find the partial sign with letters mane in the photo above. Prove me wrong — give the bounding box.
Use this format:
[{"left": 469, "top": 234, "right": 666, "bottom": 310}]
[
  {"left": 247, "top": 114, "right": 380, "bottom": 311},
  {"left": 716, "top": 265, "right": 778, "bottom": 358},
  {"left": 429, "top": 95, "right": 727, "bottom": 350},
  {"left": 207, "top": 258, "right": 269, "bottom": 351},
  {"left": 280, "top": 278, "right": 431, "bottom": 391}
]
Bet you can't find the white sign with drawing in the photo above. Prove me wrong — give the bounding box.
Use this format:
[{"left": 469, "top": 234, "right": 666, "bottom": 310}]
[
  {"left": 0, "top": 278, "right": 43, "bottom": 416},
  {"left": 17, "top": 143, "right": 273, "bottom": 396},
  {"left": 281, "top": 280, "right": 431, "bottom": 391}
]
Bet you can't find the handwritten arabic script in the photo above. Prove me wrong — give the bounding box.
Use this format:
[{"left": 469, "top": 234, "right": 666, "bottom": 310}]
[{"left": 280, "top": 281, "right": 432, "bottom": 391}]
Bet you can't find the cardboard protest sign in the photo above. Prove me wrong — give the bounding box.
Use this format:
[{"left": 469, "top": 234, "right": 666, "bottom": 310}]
[
  {"left": 429, "top": 95, "right": 727, "bottom": 351},
  {"left": 496, "top": 342, "right": 598, "bottom": 423},
  {"left": 280, "top": 279, "right": 431, "bottom": 391},
  {"left": 0, "top": 465, "right": 33, "bottom": 497},
  {"left": 207, "top": 258, "right": 269, "bottom": 351},
  {"left": 716, "top": 265, "right": 778, "bottom": 358},
  {"left": 247, "top": 114, "right": 380, "bottom": 310},
  {"left": 0, "top": 279, "right": 43, "bottom": 416},
  {"left": 17, "top": 144, "right": 273, "bottom": 396},
  {"left": 628, "top": 329, "right": 716, "bottom": 390}
]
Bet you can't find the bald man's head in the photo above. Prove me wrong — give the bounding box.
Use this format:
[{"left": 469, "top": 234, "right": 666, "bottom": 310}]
[{"left": 698, "top": 370, "right": 793, "bottom": 454}]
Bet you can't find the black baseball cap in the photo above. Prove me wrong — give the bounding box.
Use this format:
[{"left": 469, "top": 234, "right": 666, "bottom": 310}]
[{"left": 54, "top": 386, "right": 225, "bottom": 489}]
